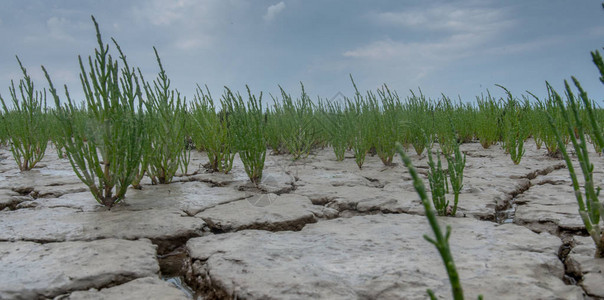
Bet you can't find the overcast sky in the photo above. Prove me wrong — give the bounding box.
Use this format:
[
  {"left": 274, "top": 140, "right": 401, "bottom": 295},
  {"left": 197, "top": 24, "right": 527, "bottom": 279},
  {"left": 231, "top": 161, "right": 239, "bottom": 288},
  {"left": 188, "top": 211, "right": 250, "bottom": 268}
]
[{"left": 1, "top": 0, "right": 603, "bottom": 107}]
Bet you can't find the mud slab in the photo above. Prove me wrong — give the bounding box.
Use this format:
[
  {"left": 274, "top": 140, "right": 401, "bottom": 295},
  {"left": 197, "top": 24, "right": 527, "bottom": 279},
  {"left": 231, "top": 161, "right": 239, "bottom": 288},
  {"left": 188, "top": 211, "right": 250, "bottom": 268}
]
[
  {"left": 186, "top": 214, "right": 583, "bottom": 300},
  {"left": 0, "top": 207, "right": 206, "bottom": 246},
  {"left": 197, "top": 193, "right": 335, "bottom": 232},
  {"left": 566, "top": 236, "right": 604, "bottom": 298},
  {"left": 62, "top": 277, "right": 189, "bottom": 300},
  {"left": 515, "top": 183, "right": 585, "bottom": 234},
  {"left": 0, "top": 238, "right": 159, "bottom": 299},
  {"left": 0, "top": 141, "right": 603, "bottom": 298}
]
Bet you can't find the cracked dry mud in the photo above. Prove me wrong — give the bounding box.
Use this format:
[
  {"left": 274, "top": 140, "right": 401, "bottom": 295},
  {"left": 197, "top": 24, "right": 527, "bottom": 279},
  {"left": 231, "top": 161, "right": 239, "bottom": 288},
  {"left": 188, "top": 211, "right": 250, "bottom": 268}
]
[{"left": 1, "top": 140, "right": 604, "bottom": 299}]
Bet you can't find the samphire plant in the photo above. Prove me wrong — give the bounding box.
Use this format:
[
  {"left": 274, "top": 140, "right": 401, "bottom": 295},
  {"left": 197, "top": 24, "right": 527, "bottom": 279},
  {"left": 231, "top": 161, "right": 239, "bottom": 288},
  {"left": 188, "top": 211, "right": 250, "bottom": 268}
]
[
  {"left": 271, "top": 83, "right": 317, "bottom": 160},
  {"left": 396, "top": 143, "right": 482, "bottom": 300},
  {"left": 528, "top": 90, "right": 567, "bottom": 157},
  {"left": 0, "top": 57, "right": 50, "bottom": 171},
  {"left": 43, "top": 16, "right": 146, "bottom": 208},
  {"left": 130, "top": 110, "right": 152, "bottom": 189},
  {"left": 141, "top": 47, "right": 189, "bottom": 184},
  {"left": 404, "top": 90, "right": 432, "bottom": 155},
  {"left": 191, "top": 84, "right": 235, "bottom": 173},
  {"left": 445, "top": 122, "right": 466, "bottom": 217},
  {"left": 545, "top": 49, "right": 604, "bottom": 257},
  {"left": 433, "top": 97, "right": 457, "bottom": 157},
  {"left": 264, "top": 106, "right": 284, "bottom": 154},
  {"left": 371, "top": 85, "right": 400, "bottom": 165},
  {"left": 474, "top": 92, "right": 501, "bottom": 149},
  {"left": 498, "top": 85, "right": 528, "bottom": 165},
  {"left": 348, "top": 77, "right": 373, "bottom": 168},
  {"left": 425, "top": 119, "right": 465, "bottom": 217},
  {"left": 426, "top": 138, "right": 450, "bottom": 216},
  {"left": 223, "top": 86, "right": 266, "bottom": 184},
  {"left": 316, "top": 98, "right": 349, "bottom": 161}
]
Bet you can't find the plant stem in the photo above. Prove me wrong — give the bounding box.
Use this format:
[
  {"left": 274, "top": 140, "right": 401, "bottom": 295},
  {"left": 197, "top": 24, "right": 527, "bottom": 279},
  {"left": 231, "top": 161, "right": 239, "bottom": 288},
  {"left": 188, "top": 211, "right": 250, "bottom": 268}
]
[{"left": 396, "top": 143, "right": 465, "bottom": 300}]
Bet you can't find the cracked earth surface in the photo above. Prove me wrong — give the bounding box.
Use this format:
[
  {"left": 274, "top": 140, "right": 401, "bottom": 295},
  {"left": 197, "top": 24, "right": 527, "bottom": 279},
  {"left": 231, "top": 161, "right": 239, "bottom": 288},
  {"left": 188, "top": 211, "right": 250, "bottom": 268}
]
[{"left": 1, "top": 140, "right": 603, "bottom": 299}]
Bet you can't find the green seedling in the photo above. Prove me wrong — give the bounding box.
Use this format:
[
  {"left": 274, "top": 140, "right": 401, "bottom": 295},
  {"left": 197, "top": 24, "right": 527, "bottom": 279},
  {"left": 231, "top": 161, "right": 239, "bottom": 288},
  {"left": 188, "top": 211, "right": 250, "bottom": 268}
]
[
  {"left": 545, "top": 82, "right": 603, "bottom": 257},
  {"left": 348, "top": 76, "right": 373, "bottom": 168},
  {"left": 316, "top": 98, "right": 350, "bottom": 161},
  {"left": 446, "top": 122, "right": 466, "bottom": 216},
  {"left": 191, "top": 84, "right": 235, "bottom": 173},
  {"left": 405, "top": 90, "right": 432, "bottom": 155},
  {"left": 497, "top": 85, "right": 528, "bottom": 164},
  {"left": 0, "top": 57, "right": 50, "bottom": 171},
  {"left": 396, "top": 143, "right": 482, "bottom": 300},
  {"left": 271, "top": 83, "right": 317, "bottom": 160},
  {"left": 141, "top": 47, "right": 189, "bottom": 184},
  {"left": 43, "top": 16, "right": 145, "bottom": 208},
  {"left": 475, "top": 92, "right": 501, "bottom": 149},
  {"left": 427, "top": 140, "right": 450, "bottom": 216},
  {"left": 223, "top": 86, "right": 266, "bottom": 184},
  {"left": 544, "top": 51, "right": 604, "bottom": 257},
  {"left": 373, "top": 85, "right": 400, "bottom": 165}
]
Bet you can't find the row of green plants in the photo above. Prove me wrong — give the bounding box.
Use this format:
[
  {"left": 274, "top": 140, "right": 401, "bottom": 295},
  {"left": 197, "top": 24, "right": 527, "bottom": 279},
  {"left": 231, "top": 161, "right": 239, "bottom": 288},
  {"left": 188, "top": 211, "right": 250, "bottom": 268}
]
[{"left": 5, "top": 75, "right": 590, "bottom": 169}]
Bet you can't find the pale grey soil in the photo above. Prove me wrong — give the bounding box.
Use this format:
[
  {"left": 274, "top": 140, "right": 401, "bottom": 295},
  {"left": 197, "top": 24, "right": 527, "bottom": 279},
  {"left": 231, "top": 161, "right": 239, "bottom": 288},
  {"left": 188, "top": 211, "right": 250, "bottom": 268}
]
[{"left": 0, "top": 140, "right": 603, "bottom": 299}]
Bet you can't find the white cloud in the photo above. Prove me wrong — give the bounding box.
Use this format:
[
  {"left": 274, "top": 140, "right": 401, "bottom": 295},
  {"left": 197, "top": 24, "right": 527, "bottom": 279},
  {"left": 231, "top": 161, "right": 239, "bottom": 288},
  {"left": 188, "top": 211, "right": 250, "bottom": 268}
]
[
  {"left": 339, "top": 3, "right": 523, "bottom": 87},
  {"left": 46, "top": 16, "right": 75, "bottom": 41},
  {"left": 263, "top": 2, "right": 285, "bottom": 22},
  {"left": 485, "top": 35, "right": 567, "bottom": 56},
  {"left": 342, "top": 2, "right": 520, "bottom": 81},
  {"left": 175, "top": 36, "right": 213, "bottom": 51},
  {"left": 344, "top": 33, "right": 484, "bottom": 62},
  {"left": 131, "top": 0, "right": 250, "bottom": 51},
  {"left": 374, "top": 4, "right": 513, "bottom": 34},
  {"left": 132, "top": 0, "right": 197, "bottom": 26}
]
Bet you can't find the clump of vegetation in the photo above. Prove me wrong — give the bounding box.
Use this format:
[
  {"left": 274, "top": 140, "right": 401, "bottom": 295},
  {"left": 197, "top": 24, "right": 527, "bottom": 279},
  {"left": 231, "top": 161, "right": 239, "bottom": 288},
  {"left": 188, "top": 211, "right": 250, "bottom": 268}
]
[
  {"left": 43, "top": 16, "right": 146, "bottom": 208},
  {"left": 425, "top": 118, "right": 466, "bottom": 217},
  {"left": 446, "top": 124, "right": 466, "bottom": 217},
  {"left": 348, "top": 77, "right": 373, "bottom": 169},
  {"left": 191, "top": 84, "right": 235, "bottom": 173},
  {"left": 371, "top": 85, "right": 400, "bottom": 165},
  {"left": 545, "top": 50, "right": 604, "bottom": 257},
  {"left": 453, "top": 101, "right": 476, "bottom": 144},
  {"left": 0, "top": 57, "right": 50, "bottom": 171},
  {"left": 498, "top": 85, "right": 528, "bottom": 164},
  {"left": 475, "top": 92, "right": 501, "bottom": 149},
  {"left": 404, "top": 90, "right": 433, "bottom": 155},
  {"left": 141, "top": 47, "right": 189, "bottom": 184},
  {"left": 222, "top": 86, "right": 266, "bottom": 184},
  {"left": 270, "top": 84, "right": 317, "bottom": 160},
  {"left": 427, "top": 143, "right": 450, "bottom": 216},
  {"left": 432, "top": 97, "right": 457, "bottom": 157},
  {"left": 316, "top": 98, "right": 350, "bottom": 161},
  {"left": 264, "top": 106, "right": 284, "bottom": 154},
  {"left": 396, "top": 143, "right": 482, "bottom": 300}
]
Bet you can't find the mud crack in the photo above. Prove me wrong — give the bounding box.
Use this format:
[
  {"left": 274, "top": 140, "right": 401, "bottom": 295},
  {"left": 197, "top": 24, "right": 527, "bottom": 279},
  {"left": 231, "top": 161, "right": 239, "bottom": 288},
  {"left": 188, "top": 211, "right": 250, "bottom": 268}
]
[
  {"left": 182, "top": 195, "right": 254, "bottom": 216},
  {"left": 184, "top": 258, "right": 230, "bottom": 300},
  {"left": 0, "top": 195, "right": 34, "bottom": 211},
  {"left": 157, "top": 244, "right": 200, "bottom": 299},
  {"left": 201, "top": 214, "right": 316, "bottom": 234},
  {"left": 495, "top": 163, "right": 566, "bottom": 224},
  {"left": 176, "top": 175, "right": 232, "bottom": 187},
  {"left": 558, "top": 234, "right": 582, "bottom": 285},
  {"left": 523, "top": 162, "right": 566, "bottom": 180}
]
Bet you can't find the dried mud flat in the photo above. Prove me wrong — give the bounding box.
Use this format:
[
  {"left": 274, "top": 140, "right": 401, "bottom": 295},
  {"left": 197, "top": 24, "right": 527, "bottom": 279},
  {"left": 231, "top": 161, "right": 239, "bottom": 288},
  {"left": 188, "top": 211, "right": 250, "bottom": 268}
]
[{"left": 1, "top": 141, "right": 604, "bottom": 299}]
